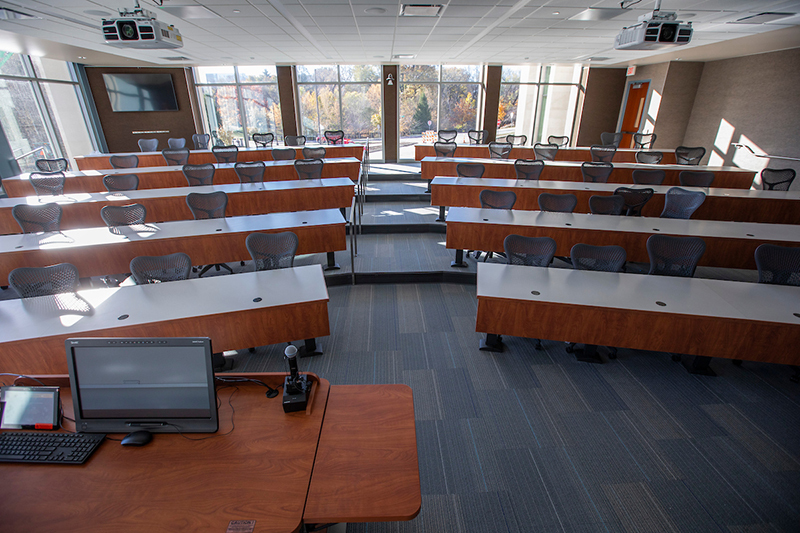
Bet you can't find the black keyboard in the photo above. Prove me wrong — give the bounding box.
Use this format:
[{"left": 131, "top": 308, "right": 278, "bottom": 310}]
[{"left": 0, "top": 431, "right": 105, "bottom": 464}]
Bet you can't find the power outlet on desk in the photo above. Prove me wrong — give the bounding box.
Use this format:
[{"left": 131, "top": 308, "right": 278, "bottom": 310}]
[{"left": 282, "top": 375, "right": 308, "bottom": 413}]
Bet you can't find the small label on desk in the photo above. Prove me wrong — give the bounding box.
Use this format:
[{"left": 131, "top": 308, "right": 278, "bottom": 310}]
[{"left": 226, "top": 520, "right": 255, "bottom": 533}]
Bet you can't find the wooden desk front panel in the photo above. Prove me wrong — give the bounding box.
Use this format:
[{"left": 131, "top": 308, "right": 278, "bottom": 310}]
[{"left": 415, "top": 144, "right": 677, "bottom": 163}]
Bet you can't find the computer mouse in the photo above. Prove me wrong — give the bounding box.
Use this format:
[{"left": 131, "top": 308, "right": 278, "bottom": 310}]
[{"left": 121, "top": 430, "right": 153, "bottom": 446}]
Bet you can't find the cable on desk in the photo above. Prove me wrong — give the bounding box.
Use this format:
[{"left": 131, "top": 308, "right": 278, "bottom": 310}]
[
  {"left": 215, "top": 376, "right": 280, "bottom": 398},
  {"left": 0, "top": 373, "right": 46, "bottom": 386}
]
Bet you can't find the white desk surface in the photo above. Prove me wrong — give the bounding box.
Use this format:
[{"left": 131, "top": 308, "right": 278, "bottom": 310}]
[
  {"left": 417, "top": 143, "right": 647, "bottom": 154},
  {"left": 477, "top": 263, "right": 800, "bottom": 326},
  {"left": 74, "top": 143, "right": 361, "bottom": 159},
  {"left": 445, "top": 207, "right": 800, "bottom": 243},
  {"left": 430, "top": 177, "right": 798, "bottom": 200},
  {"left": 0, "top": 178, "right": 355, "bottom": 209},
  {"left": 0, "top": 265, "right": 329, "bottom": 344},
  {"left": 0, "top": 209, "right": 345, "bottom": 253}
]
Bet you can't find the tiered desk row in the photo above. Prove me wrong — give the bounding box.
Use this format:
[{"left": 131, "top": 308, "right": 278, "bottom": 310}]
[{"left": 415, "top": 143, "right": 678, "bottom": 163}]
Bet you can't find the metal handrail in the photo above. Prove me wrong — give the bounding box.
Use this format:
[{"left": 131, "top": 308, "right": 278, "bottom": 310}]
[
  {"left": 14, "top": 146, "right": 47, "bottom": 161},
  {"left": 348, "top": 195, "right": 357, "bottom": 285}
]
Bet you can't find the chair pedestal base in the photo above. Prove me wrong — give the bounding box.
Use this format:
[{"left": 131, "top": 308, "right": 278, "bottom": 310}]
[
  {"left": 682, "top": 355, "right": 716, "bottom": 376},
  {"left": 199, "top": 263, "right": 233, "bottom": 277},
  {"left": 574, "top": 344, "right": 604, "bottom": 364},
  {"left": 451, "top": 249, "right": 467, "bottom": 268},
  {"left": 479, "top": 334, "right": 504, "bottom": 352},
  {"left": 298, "top": 338, "right": 323, "bottom": 358}
]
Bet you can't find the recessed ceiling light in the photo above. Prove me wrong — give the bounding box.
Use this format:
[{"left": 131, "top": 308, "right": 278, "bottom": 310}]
[
  {"left": 232, "top": 9, "right": 241, "bottom": 13},
  {"left": 78, "top": 56, "right": 86, "bottom": 60},
  {"left": 400, "top": 5, "right": 443, "bottom": 17},
  {"left": 393, "top": 54, "right": 416, "bottom": 59},
  {"left": 0, "top": 7, "right": 36, "bottom": 20},
  {"left": 373, "top": 55, "right": 385, "bottom": 58},
  {"left": 365, "top": 7, "right": 387, "bottom": 15}
]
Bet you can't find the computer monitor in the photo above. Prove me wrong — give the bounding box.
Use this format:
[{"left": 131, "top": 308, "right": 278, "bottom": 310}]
[{"left": 66, "top": 337, "right": 218, "bottom": 434}]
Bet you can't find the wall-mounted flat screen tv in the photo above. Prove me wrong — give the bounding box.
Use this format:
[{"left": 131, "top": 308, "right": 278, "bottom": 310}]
[{"left": 103, "top": 73, "right": 179, "bottom": 112}]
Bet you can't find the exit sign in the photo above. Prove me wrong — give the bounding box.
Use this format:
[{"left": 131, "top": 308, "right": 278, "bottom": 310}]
[{"left": 626, "top": 65, "right": 637, "bottom": 76}]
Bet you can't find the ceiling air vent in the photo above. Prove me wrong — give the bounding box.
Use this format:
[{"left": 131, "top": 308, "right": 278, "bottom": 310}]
[
  {"left": 161, "top": 56, "right": 192, "bottom": 61},
  {"left": 587, "top": 57, "right": 611, "bottom": 62},
  {"left": 400, "top": 5, "right": 443, "bottom": 17},
  {"left": 729, "top": 12, "right": 795, "bottom": 24}
]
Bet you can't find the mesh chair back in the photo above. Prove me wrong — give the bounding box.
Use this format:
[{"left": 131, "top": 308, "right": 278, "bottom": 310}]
[
  {"left": 675, "top": 146, "right": 706, "bottom": 165},
  {"left": 212, "top": 145, "right": 238, "bottom": 163},
  {"left": 581, "top": 161, "right": 613, "bottom": 183},
  {"left": 29, "top": 172, "right": 65, "bottom": 196},
  {"left": 130, "top": 253, "right": 192, "bottom": 284},
  {"left": 600, "top": 132, "right": 623, "bottom": 147},
  {"left": 504, "top": 234, "right": 556, "bottom": 267},
  {"left": 533, "top": 143, "right": 558, "bottom": 161},
  {"left": 167, "top": 138, "right": 186, "bottom": 149},
  {"left": 632, "top": 169, "right": 665, "bottom": 185},
  {"left": 755, "top": 244, "right": 800, "bottom": 286},
  {"left": 103, "top": 173, "right": 139, "bottom": 192},
  {"left": 12, "top": 203, "right": 62, "bottom": 233},
  {"left": 456, "top": 163, "right": 485, "bottom": 178},
  {"left": 324, "top": 130, "right": 345, "bottom": 144},
  {"left": 252, "top": 133, "right": 275, "bottom": 147},
  {"left": 547, "top": 135, "right": 569, "bottom": 147},
  {"left": 506, "top": 134, "right": 527, "bottom": 146},
  {"left": 246, "top": 231, "right": 299, "bottom": 271},
  {"left": 479, "top": 189, "right": 516, "bottom": 209},
  {"left": 633, "top": 133, "right": 656, "bottom": 149},
  {"left": 661, "top": 187, "right": 706, "bottom": 219},
  {"left": 635, "top": 151, "right": 663, "bottom": 164},
  {"left": 591, "top": 144, "right": 616, "bottom": 163},
  {"left": 272, "top": 148, "right": 296, "bottom": 161},
  {"left": 613, "top": 186, "right": 655, "bottom": 216},
  {"left": 761, "top": 168, "right": 796, "bottom": 191},
  {"left": 9, "top": 263, "right": 80, "bottom": 298},
  {"left": 434, "top": 141, "right": 457, "bottom": 157},
  {"left": 514, "top": 159, "right": 544, "bottom": 180},
  {"left": 182, "top": 163, "right": 215, "bottom": 186},
  {"left": 303, "top": 146, "right": 327, "bottom": 159},
  {"left": 571, "top": 243, "right": 627, "bottom": 272},
  {"left": 162, "top": 148, "right": 190, "bottom": 166},
  {"left": 468, "top": 129, "right": 487, "bottom": 144},
  {"left": 488, "top": 142, "right": 512, "bottom": 159},
  {"left": 101, "top": 204, "right": 146, "bottom": 227},
  {"left": 285, "top": 135, "right": 306, "bottom": 146},
  {"left": 186, "top": 191, "right": 228, "bottom": 220},
  {"left": 646, "top": 234, "right": 706, "bottom": 277},
  {"left": 438, "top": 130, "right": 457, "bottom": 142},
  {"left": 679, "top": 170, "right": 714, "bottom": 187},
  {"left": 538, "top": 192, "right": 578, "bottom": 213},
  {"left": 109, "top": 154, "right": 139, "bottom": 169},
  {"left": 35, "top": 158, "right": 68, "bottom": 172},
  {"left": 192, "top": 133, "right": 210, "bottom": 150},
  {"left": 294, "top": 158, "right": 324, "bottom": 180},
  {"left": 138, "top": 138, "right": 158, "bottom": 152},
  {"left": 234, "top": 161, "right": 265, "bottom": 183},
  {"left": 588, "top": 194, "right": 625, "bottom": 215}
]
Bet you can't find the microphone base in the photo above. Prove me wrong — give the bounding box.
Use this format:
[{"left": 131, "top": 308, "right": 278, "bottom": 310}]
[{"left": 282, "top": 375, "right": 309, "bottom": 413}]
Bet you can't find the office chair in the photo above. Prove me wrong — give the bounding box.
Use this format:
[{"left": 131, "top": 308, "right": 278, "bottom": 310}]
[
  {"left": 548, "top": 135, "right": 569, "bottom": 147},
  {"left": 632, "top": 169, "right": 665, "bottom": 185},
  {"left": 646, "top": 234, "right": 706, "bottom": 278},
  {"left": 581, "top": 161, "right": 613, "bottom": 183},
  {"left": 138, "top": 138, "right": 158, "bottom": 152},
  {"left": 754, "top": 243, "right": 800, "bottom": 286},
  {"left": 538, "top": 192, "right": 578, "bottom": 213},
  {"left": 9, "top": 263, "right": 80, "bottom": 298},
  {"left": 434, "top": 141, "right": 457, "bottom": 158},
  {"left": 192, "top": 133, "right": 211, "bottom": 150},
  {"left": 679, "top": 170, "right": 715, "bottom": 187},
  {"left": 272, "top": 148, "right": 296, "bottom": 161},
  {"left": 506, "top": 134, "right": 527, "bottom": 146},
  {"left": 35, "top": 158, "right": 68, "bottom": 172},
  {"left": 533, "top": 143, "right": 558, "bottom": 161},
  {"left": 514, "top": 159, "right": 544, "bottom": 180},
  {"left": 109, "top": 154, "right": 139, "bottom": 169},
  {"left": 252, "top": 133, "right": 275, "bottom": 147},
  {"left": 167, "top": 138, "right": 186, "bottom": 149},
  {"left": 588, "top": 194, "right": 625, "bottom": 215},
  {"left": 182, "top": 163, "right": 215, "bottom": 186},
  {"left": 285, "top": 135, "right": 306, "bottom": 146},
  {"left": 633, "top": 133, "right": 656, "bottom": 149},
  {"left": 760, "top": 168, "right": 795, "bottom": 191},
  {"left": 635, "top": 151, "right": 663, "bottom": 164},
  {"left": 212, "top": 145, "right": 238, "bottom": 164},
  {"left": 600, "top": 132, "right": 623, "bottom": 148},
  {"left": 488, "top": 142, "right": 512, "bottom": 159},
  {"left": 186, "top": 191, "right": 232, "bottom": 276},
  {"left": 303, "top": 146, "right": 326, "bottom": 159},
  {"left": 590, "top": 144, "right": 616, "bottom": 163},
  {"left": 660, "top": 187, "right": 706, "bottom": 219},
  {"left": 100, "top": 204, "right": 146, "bottom": 227},
  {"left": 479, "top": 189, "right": 516, "bottom": 209},
  {"left": 130, "top": 252, "right": 192, "bottom": 284},
  {"left": 162, "top": 148, "right": 190, "bottom": 166},
  {"left": 28, "top": 172, "right": 65, "bottom": 196},
  {"left": 675, "top": 146, "right": 706, "bottom": 165},
  {"left": 613, "top": 186, "right": 655, "bottom": 216},
  {"left": 234, "top": 161, "right": 266, "bottom": 184},
  {"left": 246, "top": 231, "right": 299, "bottom": 271},
  {"left": 12, "top": 203, "right": 62, "bottom": 233},
  {"left": 456, "top": 162, "right": 485, "bottom": 178},
  {"left": 468, "top": 129, "right": 488, "bottom": 144},
  {"left": 103, "top": 173, "right": 139, "bottom": 192},
  {"left": 438, "top": 130, "right": 457, "bottom": 142},
  {"left": 294, "top": 158, "right": 324, "bottom": 180},
  {"left": 324, "top": 130, "right": 345, "bottom": 145}
]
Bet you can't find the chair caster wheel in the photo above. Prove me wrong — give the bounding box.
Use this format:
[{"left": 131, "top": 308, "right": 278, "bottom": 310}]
[
  {"left": 535, "top": 341, "right": 543, "bottom": 351},
  {"left": 248, "top": 347, "right": 255, "bottom": 353},
  {"left": 671, "top": 354, "right": 681, "bottom": 362},
  {"left": 608, "top": 348, "right": 617, "bottom": 360},
  {"left": 732, "top": 359, "right": 742, "bottom": 367},
  {"left": 565, "top": 346, "right": 573, "bottom": 354}
]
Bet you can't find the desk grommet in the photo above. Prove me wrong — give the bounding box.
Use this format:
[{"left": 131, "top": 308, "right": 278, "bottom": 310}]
[
  {"left": 565, "top": 223, "right": 572, "bottom": 226},
  {"left": 656, "top": 301, "right": 666, "bottom": 307},
  {"left": 15, "top": 245, "right": 22, "bottom": 249},
  {"left": 531, "top": 290, "right": 540, "bottom": 296},
  {"left": 794, "top": 312, "right": 800, "bottom": 319},
  {"left": 746, "top": 233, "right": 754, "bottom": 237},
  {"left": 302, "top": 221, "right": 308, "bottom": 224},
  {"left": 653, "top": 228, "right": 660, "bottom": 231},
  {"left": 118, "top": 314, "right": 129, "bottom": 320},
  {"left": 216, "top": 228, "right": 222, "bottom": 232},
  {"left": 253, "top": 297, "right": 262, "bottom": 303},
  {"left": 483, "top": 218, "right": 488, "bottom": 222}
]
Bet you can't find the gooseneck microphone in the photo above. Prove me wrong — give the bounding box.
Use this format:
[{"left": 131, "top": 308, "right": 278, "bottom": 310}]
[
  {"left": 285, "top": 344, "right": 299, "bottom": 384},
  {"left": 282, "top": 344, "right": 308, "bottom": 413}
]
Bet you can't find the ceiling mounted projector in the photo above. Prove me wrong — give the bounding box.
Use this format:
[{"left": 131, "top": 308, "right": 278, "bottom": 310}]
[
  {"left": 615, "top": 0, "right": 692, "bottom": 51},
  {"left": 103, "top": 2, "right": 183, "bottom": 49}
]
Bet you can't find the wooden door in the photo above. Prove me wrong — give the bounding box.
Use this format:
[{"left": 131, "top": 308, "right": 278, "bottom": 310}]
[{"left": 620, "top": 81, "right": 649, "bottom": 148}]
